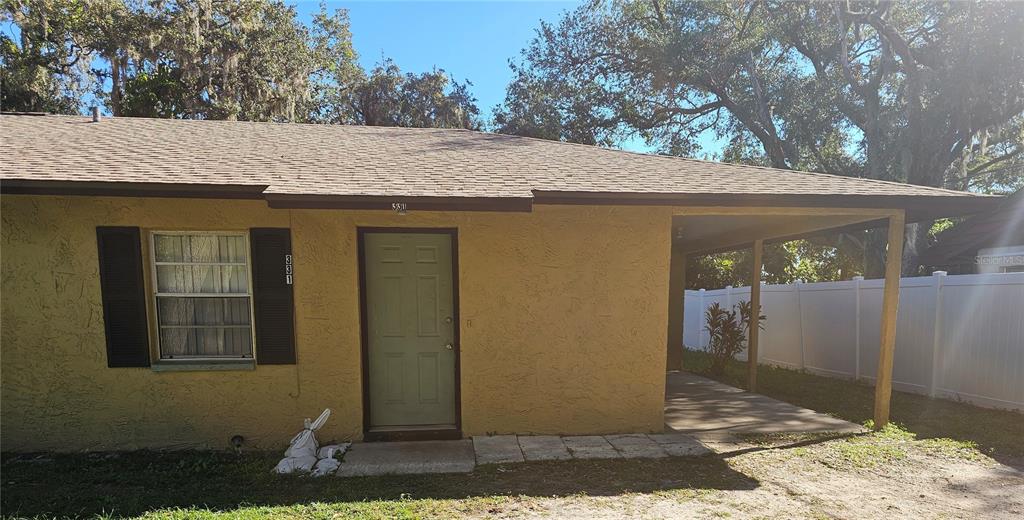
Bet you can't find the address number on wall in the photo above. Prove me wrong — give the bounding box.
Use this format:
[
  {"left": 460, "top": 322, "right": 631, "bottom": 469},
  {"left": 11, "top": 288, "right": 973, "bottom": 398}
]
[{"left": 285, "top": 254, "right": 293, "bottom": 285}]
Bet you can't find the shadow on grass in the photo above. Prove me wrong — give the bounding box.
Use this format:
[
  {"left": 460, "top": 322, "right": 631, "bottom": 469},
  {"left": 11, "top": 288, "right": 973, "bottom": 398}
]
[
  {"left": 681, "top": 348, "right": 1024, "bottom": 468},
  {"left": 721, "top": 430, "right": 870, "bottom": 459},
  {"left": 2, "top": 449, "right": 764, "bottom": 518}
]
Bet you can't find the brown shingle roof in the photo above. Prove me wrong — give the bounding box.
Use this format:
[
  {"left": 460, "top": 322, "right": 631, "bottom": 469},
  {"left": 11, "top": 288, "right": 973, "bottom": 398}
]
[{"left": 0, "top": 114, "right": 992, "bottom": 214}]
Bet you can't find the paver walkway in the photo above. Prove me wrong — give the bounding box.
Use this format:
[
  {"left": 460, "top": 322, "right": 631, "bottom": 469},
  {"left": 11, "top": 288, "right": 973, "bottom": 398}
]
[
  {"left": 336, "top": 433, "right": 707, "bottom": 476},
  {"left": 335, "top": 372, "right": 862, "bottom": 476},
  {"left": 474, "top": 432, "right": 710, "bottom": 465}
]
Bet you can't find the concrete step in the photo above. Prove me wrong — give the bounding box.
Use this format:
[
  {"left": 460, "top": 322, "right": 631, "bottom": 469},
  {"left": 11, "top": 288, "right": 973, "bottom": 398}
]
[{"left": 336, "top": 439, "right": 475, "bottom": 477}]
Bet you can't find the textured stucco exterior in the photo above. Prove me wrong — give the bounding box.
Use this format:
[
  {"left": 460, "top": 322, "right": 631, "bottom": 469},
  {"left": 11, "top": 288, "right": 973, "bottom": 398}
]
[{"left": 1, "top": 195, "right": 671, "bottom": 451}]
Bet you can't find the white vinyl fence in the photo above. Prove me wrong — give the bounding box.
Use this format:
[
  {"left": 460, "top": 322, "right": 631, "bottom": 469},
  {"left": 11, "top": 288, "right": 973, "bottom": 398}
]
[{"left": 683, "top": 272, "right": 1024, "bottom": 411}]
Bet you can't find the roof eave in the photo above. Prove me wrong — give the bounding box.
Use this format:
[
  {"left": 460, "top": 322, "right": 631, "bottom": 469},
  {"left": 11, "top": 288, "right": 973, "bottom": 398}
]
[
  {"left": 263, "top": 193, "right": 534, "bottom": 212},
  {"left": 531, "top": 190, "right": 998, "bottom": 221},
  {"left": 1, "top": 179, "right": 269, "bottom": 200},
  {"left": 1, "top": 180, "right": 997, "bottom": 220}
]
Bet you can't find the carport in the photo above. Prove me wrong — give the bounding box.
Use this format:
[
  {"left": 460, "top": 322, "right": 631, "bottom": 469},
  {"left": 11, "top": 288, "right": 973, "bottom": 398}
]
[{"left": 664, "top": 200, "right": 982, "bottom": 430}]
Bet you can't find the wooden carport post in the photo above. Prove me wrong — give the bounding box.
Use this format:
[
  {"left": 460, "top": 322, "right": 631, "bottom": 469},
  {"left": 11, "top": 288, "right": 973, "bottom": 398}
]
[
  {"left": 873, "top": 213, "right": 906, "bottom": 429},
  {"left": 748, "top": 239, "right": 763, "bottom": 392}
]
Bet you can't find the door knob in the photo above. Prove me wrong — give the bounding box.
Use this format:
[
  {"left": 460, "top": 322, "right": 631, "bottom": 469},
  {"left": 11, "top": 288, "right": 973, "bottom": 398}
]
[{"left": 444, "top": 343, "right": 454, "bottom": 350}]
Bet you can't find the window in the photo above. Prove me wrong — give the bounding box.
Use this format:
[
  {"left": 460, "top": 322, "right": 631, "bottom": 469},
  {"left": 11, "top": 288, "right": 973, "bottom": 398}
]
[{"left": 151, "top": 232, "right": 254, "bottom": 360}]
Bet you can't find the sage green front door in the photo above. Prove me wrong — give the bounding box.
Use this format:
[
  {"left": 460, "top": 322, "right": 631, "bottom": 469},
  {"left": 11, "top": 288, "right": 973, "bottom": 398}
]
[{"left": 363, "top": 232, "right": 457, "bottom": 429}]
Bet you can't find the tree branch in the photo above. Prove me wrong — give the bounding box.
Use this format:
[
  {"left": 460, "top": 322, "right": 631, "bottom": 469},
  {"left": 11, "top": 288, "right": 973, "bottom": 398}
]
[
  {"left": 832, "top": 4, "right": 870, "bottom": 99},
  {"left": 651, "top": 0, "right": 667, "bottom": 29},
  {"left": 967, "top": 147, "right": 1023, "bottom": 175}
]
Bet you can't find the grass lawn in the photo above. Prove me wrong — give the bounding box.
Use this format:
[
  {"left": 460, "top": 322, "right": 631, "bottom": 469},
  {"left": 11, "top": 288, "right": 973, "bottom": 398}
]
[
  {"left": 3, "top": 353, "right": 1020, "bottom": 519},
  {"left": 681, "top": 348, "right": 1024, "bottom": 464},
  {"left": 2, "top": 450, "right": 750, "bottom": 519}
]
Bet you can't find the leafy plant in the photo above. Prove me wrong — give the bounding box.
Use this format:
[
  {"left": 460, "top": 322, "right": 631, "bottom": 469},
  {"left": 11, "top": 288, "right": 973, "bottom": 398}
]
[
  {"left": 704, "top": 300, "right": 764, "bottom": 375},
  {"left": 737, "top": 300, "right": 766, "bottom": 338}
]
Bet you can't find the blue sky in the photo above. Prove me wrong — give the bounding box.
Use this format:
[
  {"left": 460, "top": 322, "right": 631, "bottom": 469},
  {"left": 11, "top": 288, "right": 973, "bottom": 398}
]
[{"left": 293, "top": 1, "right": 580, "bottom": 120}]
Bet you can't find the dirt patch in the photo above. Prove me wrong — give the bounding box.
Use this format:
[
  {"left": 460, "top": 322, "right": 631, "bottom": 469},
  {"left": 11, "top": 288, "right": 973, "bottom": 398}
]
[{"left": 469, "top": 434, "right": 1024, "bottom": 519}]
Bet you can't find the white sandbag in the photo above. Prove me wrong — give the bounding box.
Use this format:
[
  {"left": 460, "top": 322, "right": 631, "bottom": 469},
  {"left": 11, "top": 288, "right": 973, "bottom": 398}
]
[
  {"left": 317, "top": 442, "right": 350, "bottom": 460},
  {"left": 273, "top": 455, "right": 318, "bottom": 474},
  {"left": 274, "top": 408, "right": 332, "bottom": 474},
  {"left": 308, "top": 442, "right": 351, "bottom": 477},
  {"left": 310, "top": 457, "right": 341, "bottom": 477},
  {"left": 283, "top": 408, "right": 331, "bottom": 459}
]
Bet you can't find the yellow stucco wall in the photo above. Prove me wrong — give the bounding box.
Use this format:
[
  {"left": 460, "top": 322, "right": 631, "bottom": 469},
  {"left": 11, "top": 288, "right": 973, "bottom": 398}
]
[{"left": 1, "top": 195, "right": 671, "bottom": 451}]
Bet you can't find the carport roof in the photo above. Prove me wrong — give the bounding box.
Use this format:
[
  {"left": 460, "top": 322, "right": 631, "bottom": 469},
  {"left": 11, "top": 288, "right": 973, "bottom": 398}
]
[{"left": 0, "top": 113, "right": 995, "bottom": 217}]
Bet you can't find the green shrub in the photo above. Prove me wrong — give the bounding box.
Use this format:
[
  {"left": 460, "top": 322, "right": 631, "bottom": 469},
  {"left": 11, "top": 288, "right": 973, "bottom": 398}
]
[{"left": 703, "top": 300, "right": 764, "bottom": 375}]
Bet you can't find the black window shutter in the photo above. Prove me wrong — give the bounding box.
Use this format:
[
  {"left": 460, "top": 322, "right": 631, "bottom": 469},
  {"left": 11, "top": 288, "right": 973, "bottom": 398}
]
[
  {"left": 96, "top": 227, "right": 151, "bottom": 367},
  {"left": 250, "top": 228, "right": 296, "bottom": 364}
]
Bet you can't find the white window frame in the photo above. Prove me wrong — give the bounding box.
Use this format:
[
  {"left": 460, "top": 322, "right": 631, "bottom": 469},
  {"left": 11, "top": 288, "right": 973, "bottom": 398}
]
[{"left": 149, "top": 230, "right": 257, "bottom": 362}]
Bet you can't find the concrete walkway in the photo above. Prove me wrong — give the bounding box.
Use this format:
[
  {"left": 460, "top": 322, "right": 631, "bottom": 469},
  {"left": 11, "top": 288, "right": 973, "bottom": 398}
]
[
  {"left": 335, "top": 372, "right": 862, "bottom": 477},
  {"left": 337, "top": 439, "right": 476, "bottom": 477},
  {"left": 665, "top": 371, "right": 863, "bottom": 435}
]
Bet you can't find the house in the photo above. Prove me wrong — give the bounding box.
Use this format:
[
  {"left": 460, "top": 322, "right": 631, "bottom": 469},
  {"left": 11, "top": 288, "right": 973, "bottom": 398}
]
[
  {"left": 922, "top": 189, "right": 1024, "bottom": 274},
  {"left": 0, "top": 113, "right": 995, "bottom": 451}
]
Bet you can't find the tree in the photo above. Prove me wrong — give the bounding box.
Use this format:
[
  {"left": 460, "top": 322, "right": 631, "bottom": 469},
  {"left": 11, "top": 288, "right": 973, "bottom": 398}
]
[
  {"left": 2, "top": 0, "right": 480, "bottom": 129},
  {"left": 946, "top": 114, "right": 1024, "bottom": 194},
  {"left": 105, "top": 0, "right": 358, "bottom": 121},
  {"left": 329, "top": 59, "right": 481, "bottom": 129},
  {"left": 492, "top": 64, "right": 623, "bottom": 145},
  {"left": 0, "top": 0, "right": 94, "bottom": 113},
  {"left": 496, "top": 0, "right": 1024, "bottom": 275},
  {"left": 685, "top": 236, "right": 865, "bottom": 290},
  {"left": 778, "top": 1, "right": 1024, "bottom": 272},
  {"left": 1, "top": 0, "right": 357, "bottom": 120},
  {"left": 494, "top": 1, "right": 852, "bottom": 171}
]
